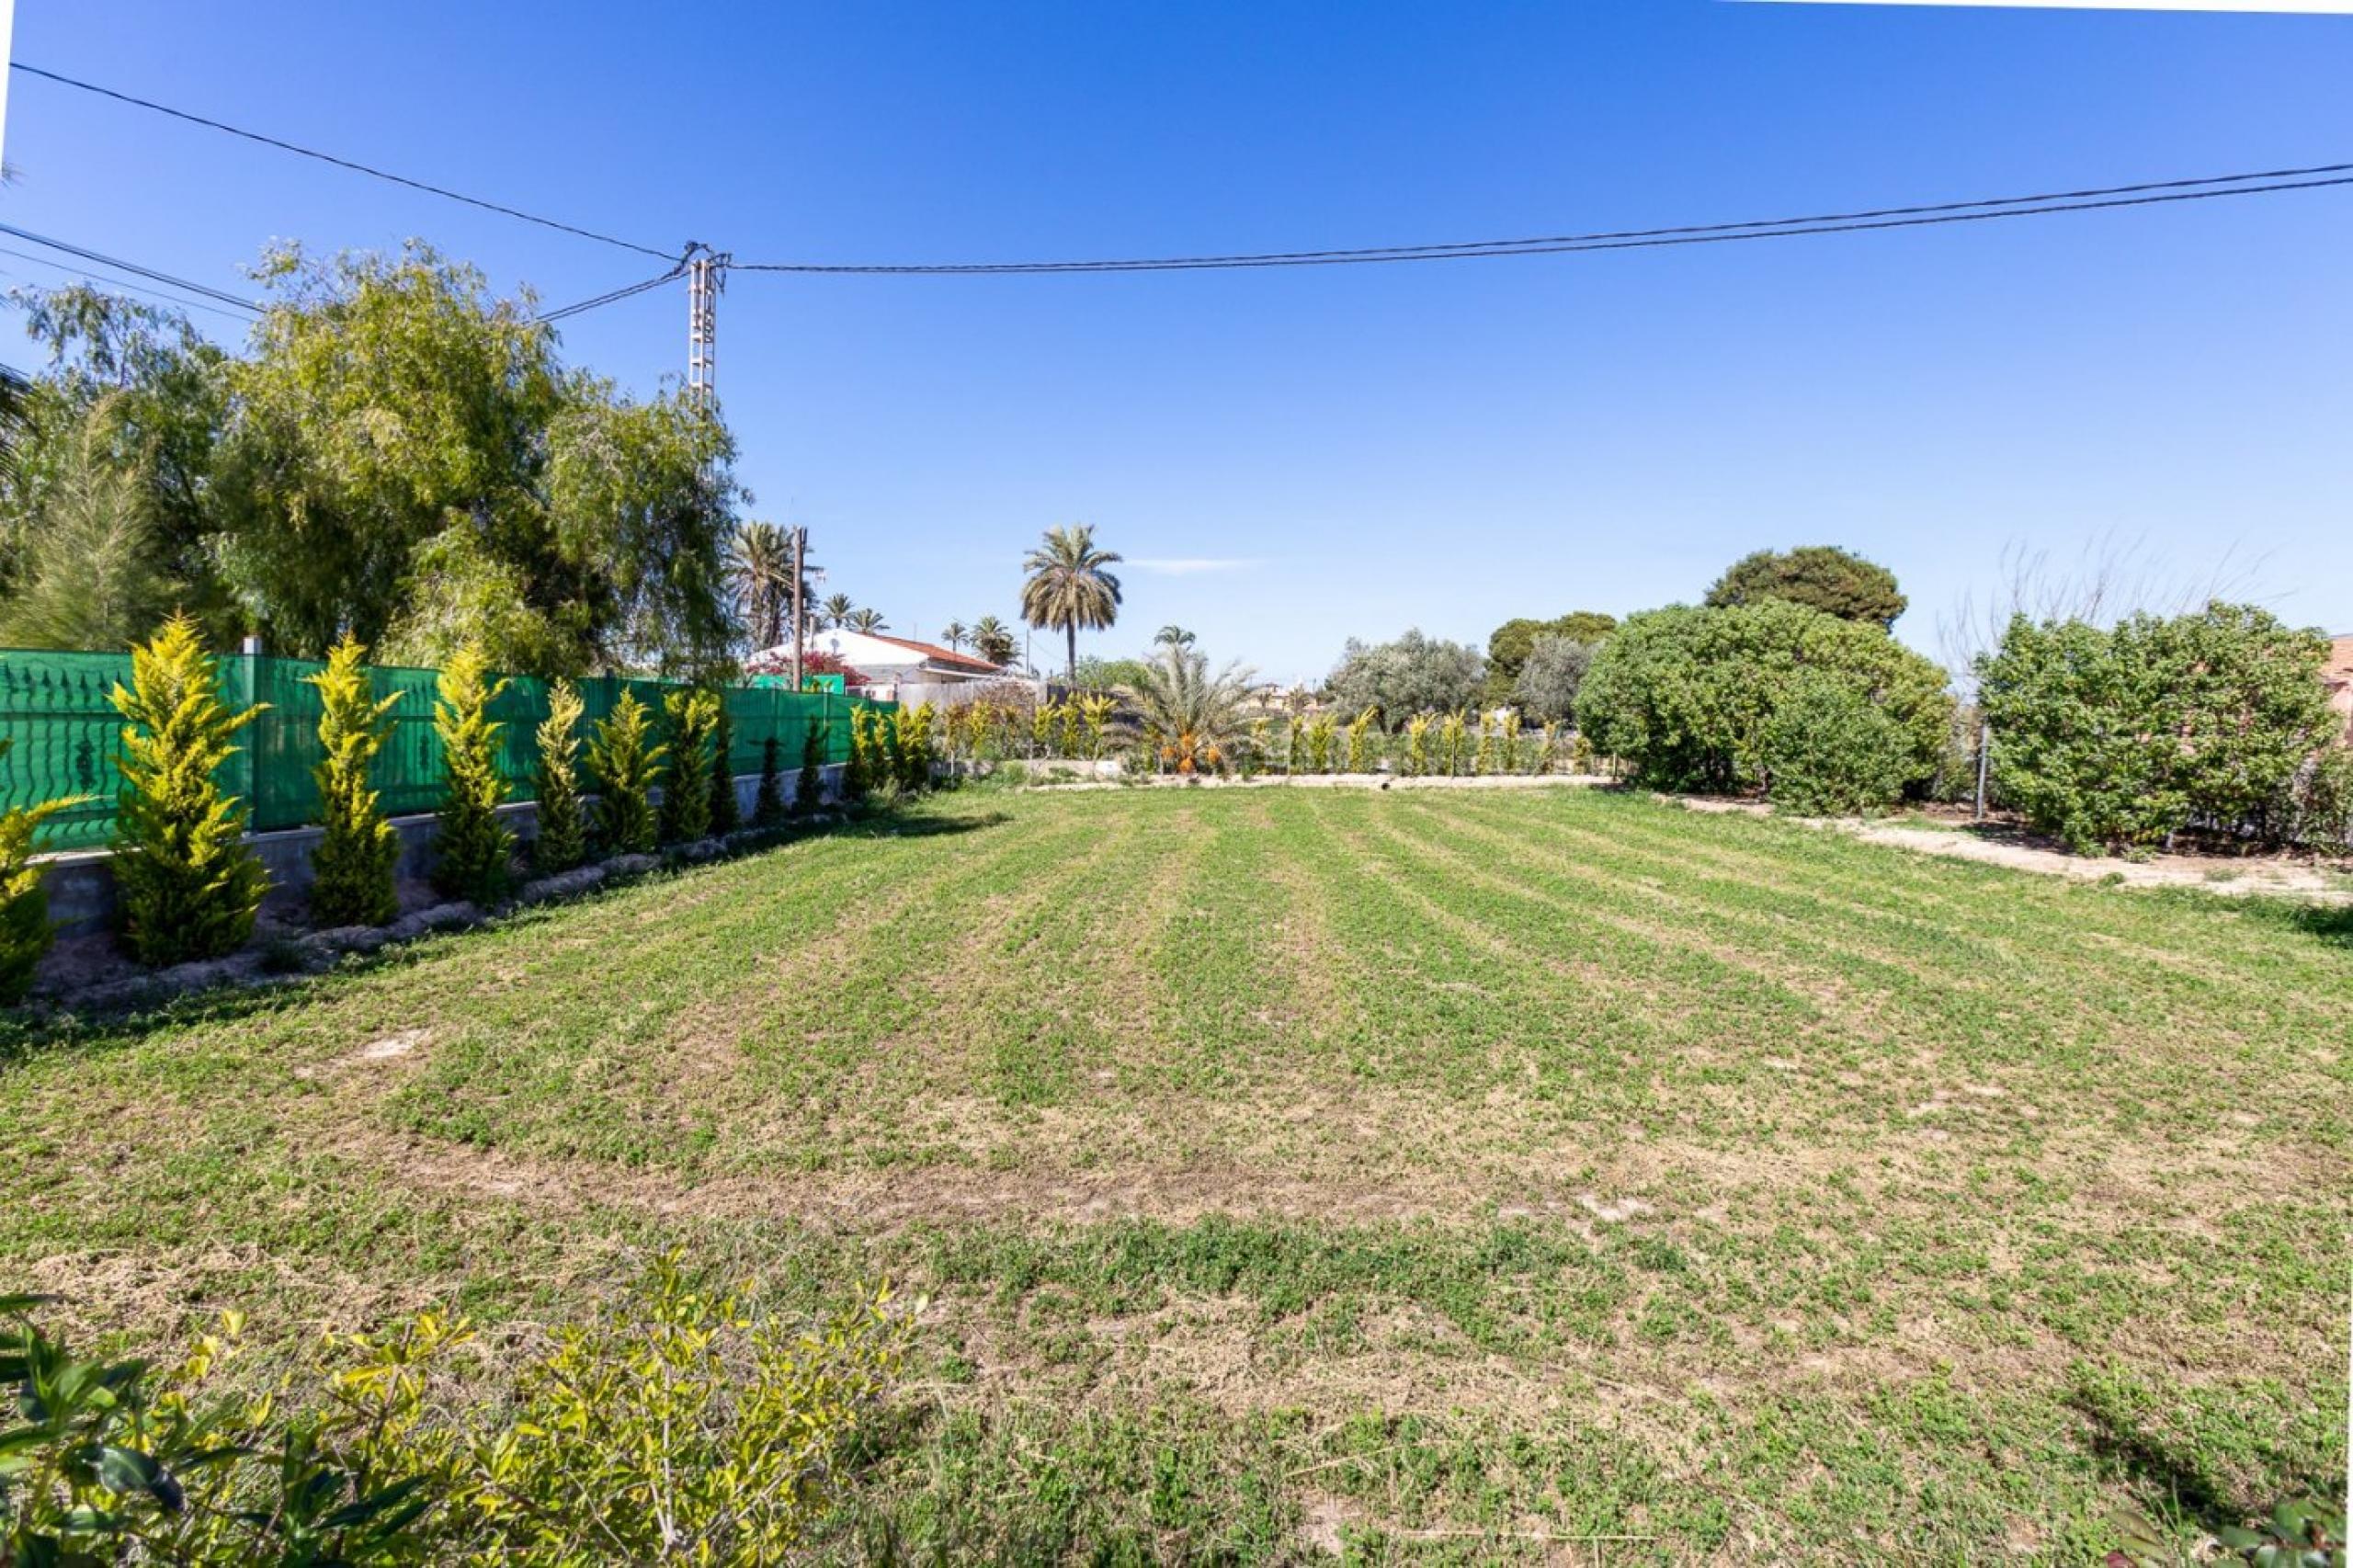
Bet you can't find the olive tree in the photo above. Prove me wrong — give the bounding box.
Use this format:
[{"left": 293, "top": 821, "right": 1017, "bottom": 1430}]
[
  {"left": 1509, "top": 635, "right": 1596, "bottom": 726},
  {"left": 1324, "top": 629, "right": 1485, "bottom": 725}
]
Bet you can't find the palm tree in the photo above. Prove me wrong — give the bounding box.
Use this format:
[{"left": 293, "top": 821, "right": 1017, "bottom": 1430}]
[
  {"left": 941, "top": 619, "right": 969, "bottom": 653},
  {"left": 846, "top": 608, "right": 887, "bottom": 634},
  {"left": 821, "top": 593, "right": 855, "bottom": 630},
  {"left": 730, "top": 521, "right": 795, "bottom": 650},
  {"left": 1154, "top": 625, "right": 1195, "bottom": 650},
  {"left": 971, "top": 615, "right": 1017, "bottom": 667},
  {"left": 1020, "top": 525, "right": 1123, "bottom": 683},
  {"left": 1128, "top": 640, "right": 1256, "bottom": 776}
]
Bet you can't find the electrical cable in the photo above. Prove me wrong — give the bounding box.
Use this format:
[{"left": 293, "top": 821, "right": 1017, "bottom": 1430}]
[
  {"left": 734, "top": 165, "right": 2353, "bottom": 275},
  {"left": 0, "top": 222, "right": 261, "bottom": 310},
  {"left": 535, "top": 267, "right": 685, "bottom": 324},
  {"left": 0, "top": 244, "right": 260, "bottom": 322},
  {"left": 11, "top": 61, "right": 680, "bottom": 263}
]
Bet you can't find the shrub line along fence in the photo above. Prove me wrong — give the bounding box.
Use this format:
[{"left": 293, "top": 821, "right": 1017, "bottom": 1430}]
[{"left": 0, "top": 649, "right": 894, "bottom": 854}]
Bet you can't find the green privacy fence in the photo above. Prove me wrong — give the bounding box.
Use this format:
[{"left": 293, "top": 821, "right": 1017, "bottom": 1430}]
[{"left": 0, "top": 649, "right": 892, "bottom": 854}]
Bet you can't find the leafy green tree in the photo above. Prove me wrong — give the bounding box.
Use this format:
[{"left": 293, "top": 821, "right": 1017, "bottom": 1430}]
[
  {"left": 108, "top": 614, "right": 270, "bottom": 965},
  {"left": 0, "top": 397, "right": 184, "bottom": 651},
  {"left": 306, "top": 635, "right": 403, "bottom": 926},
  {"left": 588, "top": 690, "right": 663, "bottom": 853},
  {"left": 1977, "top": 603, "right": 2337, "bottom": 853},
  {"left": 658, "top": 688, "right": 719, "bottom": 843},
  {"left": 1576, "top": 601, "right": 1949, "bottom": 794},
  {"left": 1510, "top": 636, "right": 1597, "bottom": 726},
  {"left": 1324, "top": 629, "right": 1485, "bottom": 724},
  {"left": 707, "top": 698, "right": 741, "bottom": 835},
  {"left": 199, "top": 244, "right": 740, "bottom": 676},
  {"left": 1704, "top": 546, "right": 1906, "bottom": 628},
  {"left": 532, "top": 679, "right": 589, "bottom": 872},
  {"left": 429, "top": 645, "right": 515, "bottom": 903},
  {"left": 1020, "top": 525, "right": 1123, "bottom": 682}
]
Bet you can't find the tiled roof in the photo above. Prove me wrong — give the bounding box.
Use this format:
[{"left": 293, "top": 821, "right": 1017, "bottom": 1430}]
[{"left": 858, "top": 631, "right": 1000, "bottom": 673}]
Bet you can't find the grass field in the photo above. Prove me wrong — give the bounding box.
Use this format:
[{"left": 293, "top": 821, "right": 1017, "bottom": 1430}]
[{"left": 3, "top": 783, "right": 2347, "bottom": 1562}]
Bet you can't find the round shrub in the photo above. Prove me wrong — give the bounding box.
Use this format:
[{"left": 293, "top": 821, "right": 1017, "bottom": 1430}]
[
  {"left": 1575, "top": 600, "right": 1950, "bottom": 794},
  {"left": 1760, "top": 675, "right": 1914, "bottom": 815}
]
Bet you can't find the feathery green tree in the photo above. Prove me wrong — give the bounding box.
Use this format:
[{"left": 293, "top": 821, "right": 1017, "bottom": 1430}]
[
  {"left": 841, "top": 709, "right": 874, "bottom": 801},
  {"left": 532, "top": 678, "right": 589, "bottom": 872},
  {"left": 707, "top": 698, "right": 741, "bottom": 835},
  {"left": 0, "top": 397, "right": 183, "bottom": 651},
  {"left": 429, "top": 644, "right": 515, "bottom": 903},
  {"left": 754, "top": 733, "right": 789, "bottom": 826},
  {"left": 658, "top": 688, "right": 719, "bottom": 844},
  {"left": 793, "top": 719, "right": 827, "bottom": 815},
  {"left": 588, "top": 690, "right": 663, "bottom": 854},
  {"left": 1404, "top": 713, "right": 1433, "bottom": 778},
  {"left": 896, "top": 704, "right": 937, "bottom": 792},
  {"left": 108, "top": 614, "right": 270, "bottom": 965},
  {"left": 305, "top": 633, "right": 402, "bottom": 926}
]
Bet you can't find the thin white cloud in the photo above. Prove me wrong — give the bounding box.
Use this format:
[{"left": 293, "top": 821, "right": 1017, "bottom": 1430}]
[{"left": 1128, "top": 557, "right": 1261, "bottom": 577}]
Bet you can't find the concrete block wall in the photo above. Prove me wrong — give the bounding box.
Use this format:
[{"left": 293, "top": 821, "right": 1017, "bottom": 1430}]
[{"left": 40, "top": 763, "right": 847, "bottom": 938}]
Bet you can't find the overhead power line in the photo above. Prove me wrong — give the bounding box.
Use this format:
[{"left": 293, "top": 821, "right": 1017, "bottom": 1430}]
[
  {"left": 534, "top": 267, "right": 686, "bottom": 324},
  {"left": 734, "top": 163, "right": 2353, "bottom": 274},
  {"left": 0, "top": 222, "right": 261, "bottom": 312},
  {"left": 0, "top": 244, "right": 258, "bottom": 323},
  {"left": 11, "top": 61, "right": 680, "bottom": 263}
]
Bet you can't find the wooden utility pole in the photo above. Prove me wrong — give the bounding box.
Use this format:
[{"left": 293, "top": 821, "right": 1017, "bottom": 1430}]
[{"left": 789, "top": 526, "right": 807, "bottom": 690}]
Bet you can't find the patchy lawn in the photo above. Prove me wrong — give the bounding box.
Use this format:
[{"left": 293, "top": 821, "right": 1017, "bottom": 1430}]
[{"left": 3, "top": 786, "right": 2346, "bottom": 1562}]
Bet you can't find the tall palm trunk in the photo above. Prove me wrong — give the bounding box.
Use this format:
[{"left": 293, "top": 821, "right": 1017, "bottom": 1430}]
[{"left": 1066, "top": 624, "right": 1077, "bottom": 683}]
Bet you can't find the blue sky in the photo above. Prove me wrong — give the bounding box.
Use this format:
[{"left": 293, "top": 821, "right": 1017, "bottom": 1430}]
[{"left": 6, "top": 1, "right": 2349, "bottom": 680}]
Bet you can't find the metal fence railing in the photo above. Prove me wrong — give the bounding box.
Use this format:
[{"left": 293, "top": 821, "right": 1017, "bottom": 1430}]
[{"left": 0, "top": 649, "right": 892, "bottom": 853}]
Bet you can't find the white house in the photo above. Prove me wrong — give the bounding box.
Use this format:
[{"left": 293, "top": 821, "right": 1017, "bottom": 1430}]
[{"left": 747, "top": 628, "right": 1006, "bottom": 697}]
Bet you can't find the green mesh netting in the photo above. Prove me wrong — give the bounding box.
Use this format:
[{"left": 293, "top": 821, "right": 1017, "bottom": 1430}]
[{"left": 0, "top": 649, "right": 885, "bottom": 854}]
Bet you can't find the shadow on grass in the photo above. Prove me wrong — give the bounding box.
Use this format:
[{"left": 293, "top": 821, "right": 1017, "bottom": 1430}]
[
  {"left": 2224, "top": 895, "right": 2353, "bottom": 949},
  {"left": 2068, "top": 1386, "right": 2239, "bottom": 1535},
  {"left": 0, "top": 801, "right": 1012, "bottom": 1063}
]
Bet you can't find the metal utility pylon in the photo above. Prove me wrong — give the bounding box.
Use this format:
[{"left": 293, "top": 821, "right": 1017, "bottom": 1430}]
[{"left": 683, "top": 242, "right": 730, "bottom": 413}]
